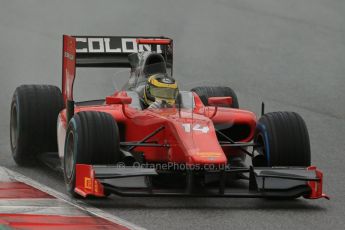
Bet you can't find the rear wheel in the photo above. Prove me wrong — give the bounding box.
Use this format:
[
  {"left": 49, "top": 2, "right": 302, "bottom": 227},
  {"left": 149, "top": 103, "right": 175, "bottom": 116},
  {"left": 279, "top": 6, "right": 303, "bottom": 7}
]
[
  {"left": 64, "top": 111, "right": 121, "bottom": 197},
  {"left": 191, "top": 86, "right": 239, "bottom": 108},
  {"left": 10, "top": 85, "right": 63, "bottom": 166},
  {"left": 253, "top": 112, "right": 311, "bottom": 167}
]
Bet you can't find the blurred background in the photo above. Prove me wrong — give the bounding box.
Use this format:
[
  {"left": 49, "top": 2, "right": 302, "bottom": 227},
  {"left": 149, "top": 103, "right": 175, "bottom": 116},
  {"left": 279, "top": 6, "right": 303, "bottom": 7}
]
[{"left": 0, "top": 1, "right": 344, "bottom": 229}]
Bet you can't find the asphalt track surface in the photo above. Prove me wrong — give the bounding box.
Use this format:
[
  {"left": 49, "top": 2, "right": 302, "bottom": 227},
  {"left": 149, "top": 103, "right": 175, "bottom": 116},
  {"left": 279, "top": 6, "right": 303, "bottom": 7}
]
[{"left": 0, "top": 0, "right": 344, "bottom": 229}]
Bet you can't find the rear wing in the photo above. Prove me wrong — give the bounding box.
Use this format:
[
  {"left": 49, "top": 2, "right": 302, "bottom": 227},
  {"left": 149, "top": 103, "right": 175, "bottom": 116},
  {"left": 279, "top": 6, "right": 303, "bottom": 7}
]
[
  {"left": 62, "top": 35, "right": 173, "bottom": 114},
  {"left": 74, "top": 36, "right": 173, "bottom": 68}
]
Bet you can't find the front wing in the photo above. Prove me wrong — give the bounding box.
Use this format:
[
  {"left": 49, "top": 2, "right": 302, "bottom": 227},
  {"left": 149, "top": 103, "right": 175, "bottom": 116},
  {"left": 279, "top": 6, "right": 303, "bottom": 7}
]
[{"left": 74, "top": 164, "right": 328, "bottom": 200}]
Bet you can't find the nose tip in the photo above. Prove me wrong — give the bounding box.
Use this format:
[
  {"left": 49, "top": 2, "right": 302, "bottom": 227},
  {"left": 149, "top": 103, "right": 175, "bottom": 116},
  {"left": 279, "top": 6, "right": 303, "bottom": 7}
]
[{"left": 189, "top": 152, "right": 227, "bottom": 165}]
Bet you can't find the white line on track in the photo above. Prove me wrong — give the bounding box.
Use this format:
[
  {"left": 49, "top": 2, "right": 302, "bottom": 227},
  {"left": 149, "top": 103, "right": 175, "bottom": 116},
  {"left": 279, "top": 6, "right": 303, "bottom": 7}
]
[{"left": 2, "top": 166, "right": 146, "bottom": 230}]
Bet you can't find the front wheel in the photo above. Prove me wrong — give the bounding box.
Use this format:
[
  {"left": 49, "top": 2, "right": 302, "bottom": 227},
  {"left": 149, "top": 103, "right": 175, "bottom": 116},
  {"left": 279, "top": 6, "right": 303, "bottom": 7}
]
[
  {"left": 64, "top": 111, "right": 121, "bottom": 197},
  {"left": 253, "top": 112, "right": 311, "bottom": 167}
]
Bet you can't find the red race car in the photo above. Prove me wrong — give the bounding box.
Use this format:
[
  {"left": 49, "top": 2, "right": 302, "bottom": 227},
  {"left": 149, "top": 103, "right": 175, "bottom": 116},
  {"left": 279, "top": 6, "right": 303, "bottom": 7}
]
[{"left": 10, "top": 35, "right": 328, "bottom": 200}]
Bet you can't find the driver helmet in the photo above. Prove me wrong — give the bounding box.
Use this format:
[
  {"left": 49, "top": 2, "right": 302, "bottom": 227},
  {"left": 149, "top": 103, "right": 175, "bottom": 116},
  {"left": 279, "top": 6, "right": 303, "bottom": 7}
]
[{"left": 143, "top": 74, "right": 178, "bottom": 106}]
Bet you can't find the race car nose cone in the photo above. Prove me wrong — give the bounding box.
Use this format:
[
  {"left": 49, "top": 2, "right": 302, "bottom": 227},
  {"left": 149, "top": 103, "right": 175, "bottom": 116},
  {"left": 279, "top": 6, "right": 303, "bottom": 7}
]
[{"left": 190, "top": 152, "right": 227, "bottom": 165}]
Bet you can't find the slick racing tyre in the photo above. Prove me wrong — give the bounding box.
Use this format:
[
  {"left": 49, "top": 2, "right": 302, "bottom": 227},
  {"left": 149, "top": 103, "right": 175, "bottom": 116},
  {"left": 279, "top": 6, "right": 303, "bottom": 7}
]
[
  {"left": 253, "top": 112, "right": 311, "bottom": 167},
  {"left": 191, "top": 86, "right": 239, "bottom": 108},
  {"left": 10, "top": 85, "right": 63, "bottom": 166},
  {"left": 64, "top": 111, "right": 121, "bottom": 197}
]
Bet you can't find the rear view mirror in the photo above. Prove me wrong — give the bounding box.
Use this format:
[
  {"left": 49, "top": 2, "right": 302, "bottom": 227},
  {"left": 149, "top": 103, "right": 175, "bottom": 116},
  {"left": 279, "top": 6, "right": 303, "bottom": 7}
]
[
  {"left": 208, "top": 97, "right": 232, "bottom": 107},
  {"left": 106, "top": 96, "right": 132, "bottom": 105}
]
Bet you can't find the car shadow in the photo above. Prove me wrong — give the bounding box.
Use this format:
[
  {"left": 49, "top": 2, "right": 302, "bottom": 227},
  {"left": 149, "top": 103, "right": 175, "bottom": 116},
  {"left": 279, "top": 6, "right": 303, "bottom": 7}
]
[{"left": 85, "top": 194, "right": 327, "bottom": 212}]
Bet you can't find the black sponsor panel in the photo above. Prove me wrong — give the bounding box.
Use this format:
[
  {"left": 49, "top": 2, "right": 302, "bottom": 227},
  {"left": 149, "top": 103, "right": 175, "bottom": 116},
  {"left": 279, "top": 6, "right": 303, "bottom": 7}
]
[
  {"left": 75, "top": 37, "right": 164, "bottom": 54},
  {"left": 73, "top": 36, "right": 172, "bottom": 68}
]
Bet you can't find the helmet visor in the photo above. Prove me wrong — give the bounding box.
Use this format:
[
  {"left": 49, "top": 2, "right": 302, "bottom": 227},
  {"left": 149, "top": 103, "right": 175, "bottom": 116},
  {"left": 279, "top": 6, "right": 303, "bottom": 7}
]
[{"left": 148, "top": 85, "right": 178, "bottom": 100}]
